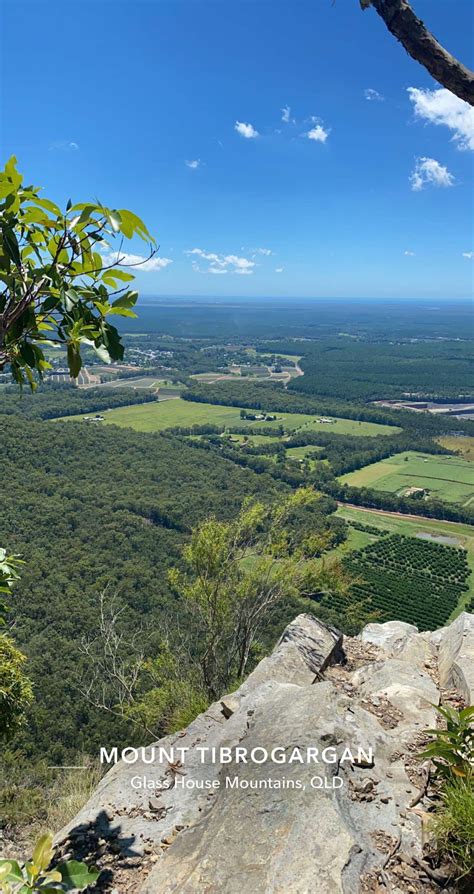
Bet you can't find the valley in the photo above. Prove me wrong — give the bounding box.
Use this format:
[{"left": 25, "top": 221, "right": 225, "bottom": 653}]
[{"left": 1, "top": 298, "right": 473, "bottom": 846}]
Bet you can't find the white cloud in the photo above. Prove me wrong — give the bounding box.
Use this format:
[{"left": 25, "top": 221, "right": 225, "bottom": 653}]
[
  {"left": 304, "top": 123, "right": 330, "bottom": 143},
  {"left": 186, "top": 248, "right": 256, "bottom": 275},
  {"left": 404, "top": 250, "right": 416, "bottom": 257},
  {"left": 408, "top": 87, "right": 474, "bottom": 151},
  {"left": 50, "top": 140, "right": 79, "bottom": 151},
  {"left": 185, "top": 159, "right": 201, "bottom": 169},
  {"left": 410, "top": 157, "right": 454, "bottom": 191},
  {"left": 101, "top": 251, "right": 172, "bottom": 272},
  {"left": 255, "top": 247, "right": 272, "bottom": 256},
  {"left": 462, "top": 251, "right": 473, "bottom": 259},
  {"left": 235, "top": 121, "right": 259, "bottom": 139},
  {"left": 281, "top": 105, "right": 291, "bottom": 123},
  {"left": 364, "top": 88, "right": 384, "bottom": 102},
  {"left": 275, "top": 267, "right": 284, "bottom": 273}
]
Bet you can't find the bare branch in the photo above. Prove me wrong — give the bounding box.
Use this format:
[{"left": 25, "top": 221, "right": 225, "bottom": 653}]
[{"left": 362, "top": 0, "right": 474, "bottom": 105}]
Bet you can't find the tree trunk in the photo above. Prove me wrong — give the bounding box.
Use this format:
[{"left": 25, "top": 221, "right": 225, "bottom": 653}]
[{"left": 362, "top": 0, "right": 474, "bottom": 106}]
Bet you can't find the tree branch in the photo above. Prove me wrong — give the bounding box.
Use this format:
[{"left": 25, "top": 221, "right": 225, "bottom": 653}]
[{"left": 362, "top": 0, "right": 474, "bottom": 106}]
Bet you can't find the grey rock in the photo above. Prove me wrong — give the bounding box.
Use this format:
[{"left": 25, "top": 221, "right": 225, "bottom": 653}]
[
  {"left": 360, "top": 620, "right": 437, "bottom": 670},
  {"left": 361, "top": 620, "right": 419, "bottom": 652},
  {"left": 437, "top": 611, "right": 474, "bottom": 702},
  {"left": 240, "top": 613, "right": 343, "bottom": 692},
  {"left": 56, "top": 612, "right": 473, "bottom": 894}
]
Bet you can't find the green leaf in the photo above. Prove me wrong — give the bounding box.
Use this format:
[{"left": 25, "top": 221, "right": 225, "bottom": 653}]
[
  {"left": 0, "top": 179, "right": 16, "bottom": 199},
  {"left": 0, "top": 859, "right": 23, "bottom": 882},
  {"left": 117, "top": 209, "right": 155, "bottom": 243},
  {"left": 67, "top": 343, "right": 82, "bottom": 378},
  {"left": 108, "top": 307, "right": 137, "bottom": 318},
  {"left": 4, "top": 155, "right": 23, "bottom": 188},
  {"left": 58, "top": 859, "right": 100, "bottom": 891},
  {"left": 93, "top": 343, "right": 111, "bottom": 363},
  {"left": 42, "top": 295, "right": 60, "bottom": 312},
  {"left": 19, "top": 342, "right": 37, "bottom": 368},
  {"left": 77, "top": 204, "right": 98, "bottom": 225},
  {"left": 32, "top": 196, "right": 61, "bottom": 216},
  {"left": 107, "top": 268, "right": 134, "bottom": 283},
  {"left": 112, "top": 291, "right": 138, "bottom": 309},
  {"left": 32, "top": 832, "right": 54, "bottom": 872},
  {"left": 107, "top": 210, "right": 122, "bottom": 233},
  {"left": 65, "top": 288, "right": 80, "bottom": 304},
  {"left": 3, "top": 228, "right": 21, "bottom": 267}
]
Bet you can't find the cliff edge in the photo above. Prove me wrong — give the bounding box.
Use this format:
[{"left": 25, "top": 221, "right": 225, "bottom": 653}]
[{"left": 56, "top": 612, "right": 474, "bottom": 893}]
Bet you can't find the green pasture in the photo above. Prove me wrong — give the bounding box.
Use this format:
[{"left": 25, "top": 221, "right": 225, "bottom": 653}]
[
  {"left": 437, "top": 436, "right": 474, "bottom": 463},
  {"left": 225, "top": 433, "right": 282, "bottom": 446},
  {"left": 97, "top": 376, "right": 171, "bottom": 390},
  {"left": 286, "top": 445, "right": 323, "bottom": 460},
  {"left": 339, "top": 451, "right": 474, "bottom": 506},
  {"left": 56, "top": 398, "right": 398, "bottom": 436}
]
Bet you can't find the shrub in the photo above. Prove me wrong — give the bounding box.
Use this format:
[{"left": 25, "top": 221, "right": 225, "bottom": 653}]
[
  {"left": 420, "top": 705, "right": 473, "bottom": 781},
  {"left": 431, "top": 778, "right": 474, "bottom": 879},
  {"left": 0, "top": 832, "right": 98, "bottom": 892},
  {"left": 0, "top": 635, "right": 33, "bottom": 740}
]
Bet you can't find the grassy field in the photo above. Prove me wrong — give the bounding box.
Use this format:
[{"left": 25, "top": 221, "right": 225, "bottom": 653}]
[
  {"left": 93, "top": 377, "right": 168, "bottom": 389},
  {"left": 255, "top": 351, "right": 302, "bottom": 363},
  {"left": 56, "top": 397, "right": 399, "bottom": 436},
  {"left": 339, "top": 451, "right": 474, "bottom": 506},
  {"left": 286, "top": 445, "right": 323, "bottom": 460},
  {"left": 437, "top": 436, "right": 474, "bottom": 463},
  {"left": 226, "top": 433, "right": 282, "bottom": 445},
  {"left": 335, "top": 505, "right": 474, "bottom": 614}
]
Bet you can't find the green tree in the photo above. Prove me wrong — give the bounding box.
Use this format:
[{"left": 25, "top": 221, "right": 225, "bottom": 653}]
[
  {"left": 169, "top": 488, "right": 353, "bottom": 698},
  {"left": 0, "top": 157, "right": 155, "bottom": 387},
  {"left": 0, "top": 549, "right": 33, "bottom": 740}
]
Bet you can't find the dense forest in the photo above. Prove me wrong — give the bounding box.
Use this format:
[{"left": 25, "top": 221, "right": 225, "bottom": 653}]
[
  {"left": 289, "top": 340, "right": 473, "bottom": 402},
  {"left": 0, "top": 386, "right": 155, "bottom": 420},
  {"left": 0, "top": 415, "right": 288, "bottom": 765},
  {"left": 182, "top": 379, "right": 474, "bottom": 438},
  {"left": 115, "top": 299, "right": 474, "bottom": 342}
]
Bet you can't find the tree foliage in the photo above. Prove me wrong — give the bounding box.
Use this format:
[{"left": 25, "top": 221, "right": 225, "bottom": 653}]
[
  {"left": 0, "top": 157, "right": 155, "bottom": 387},
  {"left": 168, "top": 489, "right": 353, "bottom": 698},
  {"left": 0, "top": 635, "right": 33, "bottom": 742},
  {"left": 0, "top": 549, "right": 32, "bottom": 741}
]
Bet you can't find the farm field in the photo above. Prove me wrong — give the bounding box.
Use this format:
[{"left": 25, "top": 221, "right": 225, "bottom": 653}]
[
  {"left": 341, "top": 534, "right": 470, "bottom": 631},
  {"left": 92, "top": 377, "right": 169, "bottom": 390},
  {"left": 255, "top": 351, "right": 302, "bottom": 363},
  {"left": 437, "top": 435, "right": 474, "bottom": 463},
  {"left": 335, "top": 504, "right": 474, "bottom": 611},
  {"left": 56, "top": 397, "right": 399, "bottom": 436},
  {"left": 339, "top": 451, "right": 474, "bottom": 506}
]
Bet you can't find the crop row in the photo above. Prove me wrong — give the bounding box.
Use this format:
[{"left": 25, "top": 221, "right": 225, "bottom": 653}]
[{"left": 341, "top": 534, "right": 470, "bottom": 630}]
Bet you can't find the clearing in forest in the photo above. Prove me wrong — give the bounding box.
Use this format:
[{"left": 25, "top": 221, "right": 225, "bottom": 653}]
[
  {"left": 57, "top": 397, "right": 398, "bottom": 437},
  {"left": 437, "top": 435, "right": 474, "bottom": 463},
  {"left": 339, "top": 451, "right": 474, "bottom": 506}
]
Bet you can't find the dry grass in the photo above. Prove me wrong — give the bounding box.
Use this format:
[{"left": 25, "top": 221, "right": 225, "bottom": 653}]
[{"left": 45, "top": 757, "right": 103, "bottom": 835}]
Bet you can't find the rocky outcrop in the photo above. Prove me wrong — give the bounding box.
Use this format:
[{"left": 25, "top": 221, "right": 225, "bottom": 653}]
[
  {"left": 436, "top": 611, "right": 474, "bottom": 704},
  {"left": 56, "top": 612, "right": 474, "bottom": 894}
]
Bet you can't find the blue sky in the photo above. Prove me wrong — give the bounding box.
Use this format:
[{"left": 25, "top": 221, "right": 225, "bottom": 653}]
[{"left": 1, "top": 0, "right": 473, "bottom": 299}]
